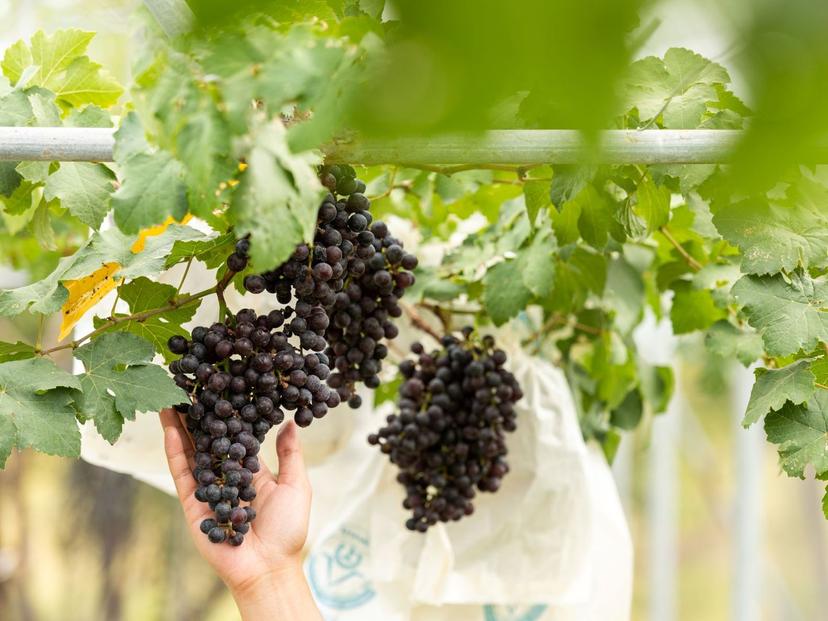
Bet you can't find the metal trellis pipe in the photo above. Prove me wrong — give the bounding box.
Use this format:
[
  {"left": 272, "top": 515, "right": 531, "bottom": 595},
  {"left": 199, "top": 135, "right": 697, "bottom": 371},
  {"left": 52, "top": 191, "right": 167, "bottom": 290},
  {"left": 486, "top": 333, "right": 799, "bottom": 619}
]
[{"left": 0, "top": 127, "right": 751, "bottom": 165}]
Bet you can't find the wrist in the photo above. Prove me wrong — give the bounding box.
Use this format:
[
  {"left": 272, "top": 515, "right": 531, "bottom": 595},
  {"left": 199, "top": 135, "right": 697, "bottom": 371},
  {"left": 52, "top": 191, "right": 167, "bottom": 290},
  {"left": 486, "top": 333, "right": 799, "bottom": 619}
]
[
  {"left": 230, "top": 557, "right": 321, "bottom": 621},
  {"left": 230, "top": 556, "right": 303, "bottom": 600}
]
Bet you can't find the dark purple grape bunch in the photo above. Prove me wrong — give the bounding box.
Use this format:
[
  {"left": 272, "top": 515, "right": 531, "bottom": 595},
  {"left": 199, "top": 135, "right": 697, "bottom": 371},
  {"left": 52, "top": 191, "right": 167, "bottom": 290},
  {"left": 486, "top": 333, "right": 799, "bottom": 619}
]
[
  {"left": 318, "top": 166, "right": 419, "bottom": 408},
  {"left": 167, "top": 307, "right": 339, "bottom": 545},
  {"left": 368, "top": 328, "right": 523, "bottom": 532},
  {"left": 241, "top": 164, "right": 419, "bottom": 409}
]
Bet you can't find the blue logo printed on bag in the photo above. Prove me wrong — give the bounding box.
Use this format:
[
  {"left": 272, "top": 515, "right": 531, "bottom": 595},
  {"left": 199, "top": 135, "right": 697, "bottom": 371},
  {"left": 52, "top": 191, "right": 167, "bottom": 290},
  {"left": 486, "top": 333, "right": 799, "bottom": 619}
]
[
  {"left": 483, "top": 604, "right": 548, "bottom": 621},
  {"left": 307, "top": 526, "right": 376, "bottom": 610}
]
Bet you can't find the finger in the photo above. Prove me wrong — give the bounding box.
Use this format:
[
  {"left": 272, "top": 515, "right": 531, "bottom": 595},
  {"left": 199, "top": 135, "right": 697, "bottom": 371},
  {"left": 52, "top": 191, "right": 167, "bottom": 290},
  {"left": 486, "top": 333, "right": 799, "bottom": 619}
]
[
  {"left": 160, "top": 409, "right": 198, "bottom": 504},
  {"left": 275, "top": 421, "right": 309, "bottom": 490},
  {"left": 250, "top": 450, "right": 275, "bottom": 488}
]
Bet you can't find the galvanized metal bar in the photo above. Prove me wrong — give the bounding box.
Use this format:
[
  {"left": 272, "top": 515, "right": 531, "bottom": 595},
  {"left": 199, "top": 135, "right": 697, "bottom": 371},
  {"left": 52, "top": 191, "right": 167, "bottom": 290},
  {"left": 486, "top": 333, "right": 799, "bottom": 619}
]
[{"left": 0, "top": 127, "right": 749, "bottom": 164}]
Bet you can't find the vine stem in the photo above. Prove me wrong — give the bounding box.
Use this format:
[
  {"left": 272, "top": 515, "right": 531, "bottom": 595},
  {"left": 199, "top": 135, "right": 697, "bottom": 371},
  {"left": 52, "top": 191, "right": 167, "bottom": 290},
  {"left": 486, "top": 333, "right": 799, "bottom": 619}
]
[
  {"left": 417, "top": 301, "right": 480, "bottom": 316},
  {"left": 176, "top": 257, "right": 194, "bottom": 295},
  {"left": 367, "top": 166, "right": 399, "bottom": 201},
  {"left": 529, "top": 313, "right": 603, "bottom": 343},
  {"left": 109, "top": 290, "right": 121, "bottom": 317},
  {"left": 402, "top": 303, "right": 442, "bottom": 343},
  {"left": 659, "top": 225, "right": 703, "bottom": 271}
]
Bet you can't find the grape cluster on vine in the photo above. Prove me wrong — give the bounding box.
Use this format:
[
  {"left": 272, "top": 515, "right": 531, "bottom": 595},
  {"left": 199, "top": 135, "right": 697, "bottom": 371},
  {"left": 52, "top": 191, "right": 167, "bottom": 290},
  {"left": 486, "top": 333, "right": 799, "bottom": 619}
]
[
  {"left": 243, "top": 165, "right": 418, "bottom": 407},
  {"left": 368, "top": 329, "right": 523, "bottom": 532}
]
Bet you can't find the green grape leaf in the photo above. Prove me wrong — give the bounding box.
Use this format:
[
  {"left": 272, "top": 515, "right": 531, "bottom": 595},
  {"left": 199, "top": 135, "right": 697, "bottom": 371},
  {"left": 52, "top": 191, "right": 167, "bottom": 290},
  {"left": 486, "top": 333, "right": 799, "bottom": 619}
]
[
  {"left": 74, "top": 333, "right": 187, "bottom": 443},
  {"left": 66, "top": 104, "right": 112, "bottom": 128},
  {"left": 704, "top": 320, "right": 764, "bottom": 366},
  {"left": 176, "top": 107, "right": 234, "bottom": 220},
  {"left": 548, "top": 247, "right": 607, "bottom": 313},
  {"left": 113, "top": 112, "right": 149, "bottom": 164},
  {"left": 409, "top": 267, "right": 465, "bottom": 302},
  {"left": 670, "top": 282, "right": 726, "bottom": 334},
  {"left": 28, "top": 91, "right": 61, "bottom": 126},
  {"left": 518, "top": 230, "right": 557, "bottom": 298},
  {"left": 44, "top": 162, "right": 115, "bottom": 229},
  {"left": 639, "top": 364, "right": 675, "bottom": 414},
  {"left": 373, "top": 374, "right": 401, "bottom": 407},
  {"left": 588, "top": 334, "right": 638, "bottom": 410},
  {"left": 732, "top": 273, "right": 828, "bottom": 357},
  {"left": 1, "top": 179, "right": 38, "bottom": 215},
  {"left": 604, "top": 257, "right": 644, "bottom": 334},
  {"left": 550, "top": 165, "right": 594, "bottom": 209},
  {"left": 1, "top": 38, "right": 33, "bottom": 85},
  {"left": 743, "top": 360, "right": 815, "bottom": 427},
  {"left": 94, "top": 277, "right": 200, "bottom": 363},
  {"left": 624, "top": 48, "right": 729, "bottom": 128},
  {"left": 0, "top": 248, "right": 80, "bottom": 316},
  {"left": 231, "top": 120, "right": 324, "bottom": 271},
  {"left": 812, "top": 356, "right": 828, "bottom": 387},
  {"left": 0, "top": 90, "right": 34, "bottom": 125},
  {"left": 16, "top": 160, "right": 50, "bottom": 184},
  {"left": 611, "top": 389, "right": 643, "bottom": 430},
  {"left": 0, "top": 357, "right": 82, "bottom": 468},
  {"left": 24, "top": 30, "right": 95, "bottom": 84},
  {"left": 483, "top": 259, "right": 533, "bottom": 326},
  {"left": 765, "top": 392, "right": 828, "bottom": 478},
  {"left": 604, "top": 257, "right": 645, "bottom": 335},
  {"left": 49, "top": 56, "right": 123, "bottom": 108},
  {"left": 0, "top": 161, "right": 23, "bottom": 198},
  {"left": 1, "top": 30, "right": 122, "bottom": 109},
  {"left": 0, "top": 341, "right": 36, "bottom": 363},
  {"left": 523, "top": 179, "right": 550, "bottom": 227},
  {"left": 713, "top": 198, "right": 828, "bottom": 275},
  {"left": 164, "top": 233, "right": 236, "bottom": 269},
  {"left": 634, "top": 174, "right": 670, "bottom": 234},
  {"left": 573, "top": 185, "right": 612, "bottom": 248},
  {"left": 550, "top": 198, "right": 581, "bottom": 246},
  {"left": 32, "top": 201, "right": 56, "bottom": 251},
  {"left": 112, "top": 152, "right": 188, "bottom": 234}
]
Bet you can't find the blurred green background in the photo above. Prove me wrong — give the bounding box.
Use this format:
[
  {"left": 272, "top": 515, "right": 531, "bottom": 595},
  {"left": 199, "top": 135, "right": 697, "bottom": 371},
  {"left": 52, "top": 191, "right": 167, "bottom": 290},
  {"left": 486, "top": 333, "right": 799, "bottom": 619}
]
[{"left": 1, "top": 1, "right": 827, "bottom": 620}]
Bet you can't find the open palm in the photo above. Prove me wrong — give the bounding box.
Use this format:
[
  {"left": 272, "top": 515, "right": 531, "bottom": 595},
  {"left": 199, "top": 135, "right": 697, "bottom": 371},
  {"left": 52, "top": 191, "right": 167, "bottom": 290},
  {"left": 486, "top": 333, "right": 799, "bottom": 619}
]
[{"left": 160, "top": 408, "right": 312, "bottom": 594}]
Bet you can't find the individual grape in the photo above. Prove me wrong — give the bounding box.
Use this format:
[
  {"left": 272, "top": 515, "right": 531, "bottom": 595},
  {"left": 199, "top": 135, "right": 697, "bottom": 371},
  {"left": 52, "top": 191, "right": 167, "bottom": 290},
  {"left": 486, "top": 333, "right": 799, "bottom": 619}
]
[
  {"left": 168, "top": 335, "right": 188, "bottom": 355},
  {"left": 227, "top": 252, "right": 248, "bottom": 272},
  {"left": 208, "top": 527, "right": 227, "bottom": 543},
  {"left": 243, "top": 274, "right": 266, "bottom": 294},
  {"left": 230, "top": 506, "right": 248, "bottom": 527}
]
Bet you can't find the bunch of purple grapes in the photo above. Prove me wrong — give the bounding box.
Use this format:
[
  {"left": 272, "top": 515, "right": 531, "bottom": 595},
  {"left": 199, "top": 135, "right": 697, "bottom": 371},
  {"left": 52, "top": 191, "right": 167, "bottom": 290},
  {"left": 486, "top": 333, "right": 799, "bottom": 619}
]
[
  {"left": 168, "top": 294, "right": 338, "bottom": 545},
  {"left": 368, "top": 329, "right": 523, "bottom": 532},
  {"left": 243, "top": 165, "right": 418, "bottom": 407},
  {"left": 168, "top": 167, "right": 420, "bottom": 545}
]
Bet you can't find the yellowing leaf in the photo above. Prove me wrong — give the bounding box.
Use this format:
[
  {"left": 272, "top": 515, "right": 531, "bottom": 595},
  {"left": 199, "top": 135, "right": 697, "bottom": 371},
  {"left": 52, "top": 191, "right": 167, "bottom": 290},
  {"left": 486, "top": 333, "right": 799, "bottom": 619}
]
[
  {"left": 58, "top": 214, "right": 192, "bottom": 339},
  {"left": 58, "top": 263, "right": 121, "bottom": 340}
]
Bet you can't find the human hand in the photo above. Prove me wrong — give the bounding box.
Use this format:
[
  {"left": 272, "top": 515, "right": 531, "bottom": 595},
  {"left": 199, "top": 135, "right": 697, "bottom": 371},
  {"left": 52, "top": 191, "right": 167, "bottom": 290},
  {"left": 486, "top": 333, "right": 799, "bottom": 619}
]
[{"left": 160, "top": 408, "right": 321, "bottom": 620}]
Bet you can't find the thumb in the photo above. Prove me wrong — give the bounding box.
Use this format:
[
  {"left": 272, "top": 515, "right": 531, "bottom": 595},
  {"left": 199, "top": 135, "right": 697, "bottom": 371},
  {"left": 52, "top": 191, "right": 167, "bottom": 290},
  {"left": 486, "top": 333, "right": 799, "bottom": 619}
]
[{"left": 275, "top": 421, "right": 309, "bottom": 491}]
